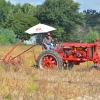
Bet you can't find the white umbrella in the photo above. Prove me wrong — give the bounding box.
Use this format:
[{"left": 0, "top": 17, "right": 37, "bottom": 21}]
[{"left": 25, "top": 23, "right": 56, "bottom": 34}]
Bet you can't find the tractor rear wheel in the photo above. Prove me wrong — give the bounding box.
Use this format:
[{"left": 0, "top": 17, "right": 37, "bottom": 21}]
[
  {"left": 37, "top": 50, "right": 63, "bottom": 69},
  {"left": 63, "top": 61, "right": 74, "bottom": 70},
  {"left": 90, "top": 64, "right": 100, "bottom": 72}
]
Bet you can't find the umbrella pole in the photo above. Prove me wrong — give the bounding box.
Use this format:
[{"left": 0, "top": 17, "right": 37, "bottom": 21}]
[{"left": 41, "top": 33, "right": 42, "bottom": 45}]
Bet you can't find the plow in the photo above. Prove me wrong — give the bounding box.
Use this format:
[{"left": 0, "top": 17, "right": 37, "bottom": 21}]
[
  {"left": 1, "top": 38, "right": 100, "bottom": 71},
  {"left": 1, "top": 39, "right": 36, "bottom": 67}
]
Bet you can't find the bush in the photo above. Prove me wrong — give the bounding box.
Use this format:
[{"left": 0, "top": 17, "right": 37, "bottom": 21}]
[
  {"left": 0, "top": 27, "right": 18, "bottom": 45},
  {"left": 83, "top": 30, "right": 99, "bottom": 43}
]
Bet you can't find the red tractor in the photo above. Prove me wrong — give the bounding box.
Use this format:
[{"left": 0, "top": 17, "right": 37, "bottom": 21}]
[
  {"left": 1, "top": 38, "right": 100, "bottom": 71},
  {"left": 37, "top": 39, "right": 100, "bottom": 71}
]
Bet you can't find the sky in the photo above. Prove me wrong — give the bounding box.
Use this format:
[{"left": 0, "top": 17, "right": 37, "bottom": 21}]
[{"left": 5, "top": 0, "right": 100, "bottom": 12}]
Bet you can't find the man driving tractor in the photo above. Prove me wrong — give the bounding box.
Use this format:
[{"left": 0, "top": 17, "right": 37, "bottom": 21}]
[{"left": 43, "top": 32, "right": 55, "bottom": 50}]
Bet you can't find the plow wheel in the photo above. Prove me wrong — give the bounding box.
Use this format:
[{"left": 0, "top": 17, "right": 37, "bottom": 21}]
[
  {"left": 63, "top": 61, "right": 74, "bottom": 70},
  {"left": 90, "top": 64, "right": 100, "bottom": 72},
  {"left": 37, "top": 50, "right": 63, "bottom": 69}
]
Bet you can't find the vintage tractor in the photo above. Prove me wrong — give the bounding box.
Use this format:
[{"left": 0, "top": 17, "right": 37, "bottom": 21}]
[
  {"left": 1, "top": 38, "right": 100, "bottom": 71},
  {"left": 37, "top": 39, "right": 100, "bottom": 71}
]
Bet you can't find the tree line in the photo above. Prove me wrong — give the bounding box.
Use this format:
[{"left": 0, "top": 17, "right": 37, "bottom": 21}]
[{"left": 0, "top": 0, "right": 100, "bottom": 45}]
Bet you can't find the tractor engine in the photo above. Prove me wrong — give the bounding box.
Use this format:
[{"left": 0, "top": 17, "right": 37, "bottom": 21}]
[{"left": 65, "top": 47, "right": 87, "bottom": 58}]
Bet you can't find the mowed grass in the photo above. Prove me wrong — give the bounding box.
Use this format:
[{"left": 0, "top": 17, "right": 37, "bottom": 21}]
[{"left": 0, "top": 45, "right": 100, "bottom": 100}]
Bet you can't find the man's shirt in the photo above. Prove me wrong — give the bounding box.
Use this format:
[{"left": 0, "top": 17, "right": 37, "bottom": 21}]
[{"left": 43, "top": 37, "right": 53, "bottom": 45}]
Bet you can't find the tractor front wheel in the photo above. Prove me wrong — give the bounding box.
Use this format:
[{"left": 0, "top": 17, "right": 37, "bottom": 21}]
[
  {"left": 90, "top": 64, "right": 100, "bottom": 72},
  {"left": 37, "top": 50, "right": 63, "bottom": 69}
]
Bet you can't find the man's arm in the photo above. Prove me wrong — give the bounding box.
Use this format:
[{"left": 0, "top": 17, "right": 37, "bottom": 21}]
[{"left": 43, "top": 38, "right": 47, "bottom": 46}]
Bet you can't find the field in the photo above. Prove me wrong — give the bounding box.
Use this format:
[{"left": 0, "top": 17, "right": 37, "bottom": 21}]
[{"left": 0, "top": 45, "right": 100, "bottom": 100}]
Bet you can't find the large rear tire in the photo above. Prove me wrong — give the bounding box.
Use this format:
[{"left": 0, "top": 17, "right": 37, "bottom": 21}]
[{"left": 37, "top": 50, "right": 63, "bottom": 69}]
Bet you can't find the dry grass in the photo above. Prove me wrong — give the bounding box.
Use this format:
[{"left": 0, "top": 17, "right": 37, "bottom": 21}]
[{"left": 0, "top": 45, "right": 100, "bottom": 100}]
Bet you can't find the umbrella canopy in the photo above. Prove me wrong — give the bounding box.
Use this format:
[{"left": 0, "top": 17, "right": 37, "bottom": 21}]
[{"left": 25, "top": 23, "right": 56, "bottom": 34}]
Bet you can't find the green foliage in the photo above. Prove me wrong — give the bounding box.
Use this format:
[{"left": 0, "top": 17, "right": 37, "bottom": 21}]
[
  {"left": 0, "top": 36, "right": 4, "bottom": 43},
  {"left": 0, "top": 0, "right": 6, "bottom": 24},
  {"left": 0, "top": 27, "right": 18, "bottom": 45},
  {"left": 83, "top": 30, "right": 99, "bottom": 43},
  {"left": 36, "top": 0, "right": 85, "bottom": 41},
  {"left": 93, "top": 26, "right": 100, "bottom": 36},
  {"left": 52, "top": 26, "right": 64, "bottom": 41},
  {"left": 82, "top": 9, "right": 100, "bottom": 43},
  {"left": 3, "top": 12, "right": 38, "bottom": 40},
  {"left": 83, "top": 9, "right": 100, "bottom": 27},
  {"left": 1, "top": 0, "right": 99, "bottom": 44},
  {"left": 21, "top": 3, "right": 37, "bottom": 16},
  {"left": 12, "top": 3, "right": 37, "bottom": 16},
  {"left": 0, "top": 1, "right": 38, "bottom": 41},
  {"left": 0, "top": 0, "right": 14, "bottom": 24}
]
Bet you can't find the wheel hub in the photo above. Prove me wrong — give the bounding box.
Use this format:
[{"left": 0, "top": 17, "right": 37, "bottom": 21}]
[{"left": 41, "top": 55, "right": 57, "bottom": 68}]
